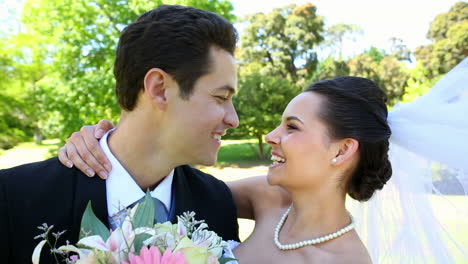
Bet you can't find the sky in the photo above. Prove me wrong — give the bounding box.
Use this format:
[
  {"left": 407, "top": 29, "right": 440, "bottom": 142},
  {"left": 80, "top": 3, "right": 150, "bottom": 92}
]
[
  {"left": 231, "top": 0, "right": 462, "bottom": 59},
  {"left": 1, "top": 0, "right": 462, "bottom": 59}
]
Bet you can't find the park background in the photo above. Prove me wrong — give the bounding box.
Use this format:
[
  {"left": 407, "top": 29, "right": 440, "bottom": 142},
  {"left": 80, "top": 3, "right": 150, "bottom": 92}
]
[{"left": 0, "top": 0, "right": 467, "bottom": 262}]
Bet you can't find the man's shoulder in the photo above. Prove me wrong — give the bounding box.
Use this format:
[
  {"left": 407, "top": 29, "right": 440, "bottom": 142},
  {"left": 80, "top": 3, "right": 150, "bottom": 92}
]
[
  {"left": 175, "top": 165, "right": 233, "bottom": 198},
  {"left": 1, "top": 157, "right": 69, "bottom": 179},
  {"left": 1, "top": 156, "right": 59, "bottom": 171},
  {"left": 0, "top": 157, "right": 83, "bottom": 195},
  {"left": 174, "top": 165, "right": 239, "bottom": 241},
  {"left": 176, "top": 165, "right": 225, "bottom": 186}
]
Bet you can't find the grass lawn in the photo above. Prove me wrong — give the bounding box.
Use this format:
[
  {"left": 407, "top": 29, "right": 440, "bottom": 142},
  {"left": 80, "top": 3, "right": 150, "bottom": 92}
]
[
  {"left": 0, "top": 139, "right": 61, "bottom": 169},
  {"left": 212, "top": 139, "right": 271, "bottom": 167},
  {"left": 1, "top": 139, "right": 467, "bottom": 261}
]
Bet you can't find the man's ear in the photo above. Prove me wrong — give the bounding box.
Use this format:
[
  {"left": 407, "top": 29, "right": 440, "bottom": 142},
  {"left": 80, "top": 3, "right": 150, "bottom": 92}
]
[
  {"left": 143, "top": 68, "right": 171, "bottom": 110},
  {"left": 330, "top": 138, "right": 359, "bottom": 165}
]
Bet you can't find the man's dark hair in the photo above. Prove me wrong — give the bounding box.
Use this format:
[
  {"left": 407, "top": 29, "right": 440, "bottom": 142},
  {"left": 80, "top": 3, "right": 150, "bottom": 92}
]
[{"left": 114, "top": 5, "right": 238, "bottom": 110}]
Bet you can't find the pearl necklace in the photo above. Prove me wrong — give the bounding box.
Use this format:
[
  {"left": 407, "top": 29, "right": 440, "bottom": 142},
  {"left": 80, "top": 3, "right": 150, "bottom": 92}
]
[{"left": 274, "top": 205, "right": 355, "bottom": 250}]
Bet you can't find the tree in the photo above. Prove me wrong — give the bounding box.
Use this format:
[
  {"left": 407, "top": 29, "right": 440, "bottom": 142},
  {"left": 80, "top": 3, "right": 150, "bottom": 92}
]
[
  {"left": 401, "top": 63, "right": 437, "bottom": 103},
  {"left": 388, "top": 37, "right": 412, "bottom": 62},
  {"left": 0, "top": 38, "right": 14, "bottom": 90},
  {"left": 365, "top": 46, "right": 386, "bottom": 63},
  {"left": 0, "top": 94, "right": 32, "bottom": 149},
  {"left": 231, "top": 63, "right": 300, "bottom": 159},
  {"left": 310, "top": 56, "right": 350, "bottom": 82},
  {"left": 232, "top": 3, "right": 325, "bottom": 158},
  {"left": 0, "top": 32, "right": 42, "bottom": 147},
  {"left": 239, "top": 3, "right": 324, "bottom": 86},
  {"left": 348, "top": 49, "right": 409, "bottom": 106},
  {"left": 415, "top": 2, "right": 467, "bottom": 77},
  {"left": 15, "top": 0, "right": 235, "bottom": 140},
  {"left": 324, "top": 23, "right": 363, "bottom": 59}
]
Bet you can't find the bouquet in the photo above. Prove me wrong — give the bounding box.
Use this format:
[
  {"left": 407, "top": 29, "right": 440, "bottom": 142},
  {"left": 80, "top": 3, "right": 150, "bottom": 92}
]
[{"left": 33, "top": 192, "right": 236, "bottom": 264}]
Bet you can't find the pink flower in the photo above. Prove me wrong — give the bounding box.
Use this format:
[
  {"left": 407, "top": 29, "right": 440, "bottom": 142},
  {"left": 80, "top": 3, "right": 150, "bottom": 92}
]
[
  {"left": 75, "top": 253, "right": 98, "bottom": 264},
  {"left": 123, "top": 246, "right": 189, "bottom": 264},
  {"left": 207, "top": 254, "right": 220, "bottom": 264}
]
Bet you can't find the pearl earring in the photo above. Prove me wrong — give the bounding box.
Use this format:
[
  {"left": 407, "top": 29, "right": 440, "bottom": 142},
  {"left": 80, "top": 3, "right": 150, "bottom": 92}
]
[{"left": 331, "top": 157, "right": 338, "bottom": 163}]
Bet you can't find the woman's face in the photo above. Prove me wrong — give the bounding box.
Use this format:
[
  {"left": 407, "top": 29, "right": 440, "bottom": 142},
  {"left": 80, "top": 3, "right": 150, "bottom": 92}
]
[{"left": 265, "top": 92, "right": 338, "bottom": 190}]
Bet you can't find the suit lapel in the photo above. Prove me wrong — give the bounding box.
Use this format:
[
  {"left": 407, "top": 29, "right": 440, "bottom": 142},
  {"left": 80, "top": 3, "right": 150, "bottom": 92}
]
[
  {"left": 71, "top": 169, "right": 109, "bottom": 235},
  {"left": 169, "top": 166, "right": 194, "bottom": 223}
]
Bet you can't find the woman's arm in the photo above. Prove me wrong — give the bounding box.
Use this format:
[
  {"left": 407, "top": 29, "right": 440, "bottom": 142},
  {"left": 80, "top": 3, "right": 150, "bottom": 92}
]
[{"left": 227, "top": 176, "right": 290, "bottom": 220}]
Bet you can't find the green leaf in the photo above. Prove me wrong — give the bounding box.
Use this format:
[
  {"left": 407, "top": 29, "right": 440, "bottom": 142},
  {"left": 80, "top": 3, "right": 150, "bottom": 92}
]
[
  {"left": 219, "top": 257, "right": 238, "bottom": 264},
  {"left": 132, "top": 191, "right": 155, "bottom": 252},
  {"left": 133, "top": 190, "right": 155, "bottom": 228},
  {"left": 80, "top": 201, "right": 110, "bottom": 240}
]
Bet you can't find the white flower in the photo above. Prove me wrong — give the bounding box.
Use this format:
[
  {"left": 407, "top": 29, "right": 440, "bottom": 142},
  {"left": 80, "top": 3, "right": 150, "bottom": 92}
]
[
  {"left": 177, "top": 220, "right": 188, "bottom": 237},
  {"left": 191, "top": 229, "right": 226, "bottom": 257},
  {"left": 32, "top": 240, "right": 46, "bottom": 264}
]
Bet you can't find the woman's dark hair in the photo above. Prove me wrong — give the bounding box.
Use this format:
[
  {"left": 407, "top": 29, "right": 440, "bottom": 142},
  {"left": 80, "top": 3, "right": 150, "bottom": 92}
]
[
  {"left": 305, "top": 76, "right": 392, "bottom": 201},
  {"left": 114, "top": 5, "right": 238, "bottom": 111}
]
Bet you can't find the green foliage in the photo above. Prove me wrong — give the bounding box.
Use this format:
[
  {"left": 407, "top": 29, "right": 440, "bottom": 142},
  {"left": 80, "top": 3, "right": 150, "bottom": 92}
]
[
  {"left": 310, "top": 57, "right": 350, "bottom": 82},
  {"left": 348, "top": 51, "right": 409, "bottom": 106},
  {"left": 0, "top": 38, "right": 14, "bottom": 86},
  {"left": 238, "top": 3, "right": 324, "bottom": 85},
  {"left": 232, "top": 3, "right": 324, "bottom": 157},
  {"left": 0, "top": 0, "right": 235, "bottom": 147},
  {"left": 401, "top": 63, "right": 438, "bottom": 103},
  {"left": 0, "top": 94, "right": 33, "bottom": 149},
  {"left": 231, "top": 63, "right": 301, "bottom": 159},
  {"left": 364, "top": 46, "right": 386, "bottom": 63},
  {"left": 415, "top": 1, "right": 467, "bottom": 77},
  {"left": 0, "top": 34, "right": 39, "bottom": 148},
  {"left": 427, "top": 2, "right": 467, "bottom": 41}
]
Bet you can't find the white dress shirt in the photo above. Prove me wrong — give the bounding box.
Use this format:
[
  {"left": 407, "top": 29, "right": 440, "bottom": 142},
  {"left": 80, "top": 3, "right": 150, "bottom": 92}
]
[{"left": 100, "top": 129, "right": 173, "bottom": 218}]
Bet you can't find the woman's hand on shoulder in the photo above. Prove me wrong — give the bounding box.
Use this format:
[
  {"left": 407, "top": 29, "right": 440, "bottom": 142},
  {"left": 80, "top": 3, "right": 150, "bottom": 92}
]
[{"left": 58, "top": 119, "right": 115, "bottom": 179}]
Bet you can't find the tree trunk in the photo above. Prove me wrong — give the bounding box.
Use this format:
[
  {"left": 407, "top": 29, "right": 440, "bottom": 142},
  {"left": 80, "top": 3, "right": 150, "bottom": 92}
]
[
  {"left": 257, "top": 134, "right": 265, "bottom": 160},
  {"left": 34, "top": 124, "right": 43, "bottom": 144}
]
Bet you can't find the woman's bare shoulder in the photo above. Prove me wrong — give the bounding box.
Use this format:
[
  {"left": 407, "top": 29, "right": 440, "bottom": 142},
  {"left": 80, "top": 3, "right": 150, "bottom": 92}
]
[
  {"left": 227, "top": 176, "right": 291, "bottom": 218},
  {"left": 306, "top": 232, "right": 372, "bottom": 264},
  {"left": 248, "top": 176, "right": 291, "bottom": 208},
  {"left": 333, "top": 233, "right": 372, "bottom": 264}
]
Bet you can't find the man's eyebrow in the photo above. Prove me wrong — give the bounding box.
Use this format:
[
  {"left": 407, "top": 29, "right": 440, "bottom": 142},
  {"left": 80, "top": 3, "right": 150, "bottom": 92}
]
[
  {"left": 215, "top": 85, "right": 236, "bottom": 95},
  {"left": 286, "top": 116, "right": 304, "bottom": 124}
]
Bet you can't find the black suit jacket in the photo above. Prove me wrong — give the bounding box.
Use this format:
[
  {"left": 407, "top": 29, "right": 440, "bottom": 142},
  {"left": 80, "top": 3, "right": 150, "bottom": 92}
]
[{"left": 0, "top": 158, "right": 239, "bottom": 263}]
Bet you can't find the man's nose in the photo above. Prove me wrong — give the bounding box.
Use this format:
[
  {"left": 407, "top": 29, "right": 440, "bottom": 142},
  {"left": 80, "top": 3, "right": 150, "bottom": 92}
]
[{"left": 225, "top": 102, "right": 239, "bottom": 129}]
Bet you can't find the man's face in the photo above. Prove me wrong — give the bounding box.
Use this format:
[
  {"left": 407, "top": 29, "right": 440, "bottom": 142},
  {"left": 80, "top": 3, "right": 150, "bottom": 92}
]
[{"left": 165, "top": 47, "right": 239, "bottom": 166}]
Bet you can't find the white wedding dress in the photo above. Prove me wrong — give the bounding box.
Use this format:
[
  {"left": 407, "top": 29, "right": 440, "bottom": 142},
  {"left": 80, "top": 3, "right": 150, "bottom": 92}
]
[{"left": 224, "top": 57, "right": 468, "bottom": 264}]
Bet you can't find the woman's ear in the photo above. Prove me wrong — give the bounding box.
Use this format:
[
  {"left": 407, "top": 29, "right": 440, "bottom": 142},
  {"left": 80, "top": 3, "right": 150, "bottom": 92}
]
[
  {"left": 143, "top": 68, "right": 170, "bottom": 110},
  {"left": 330, "top": 138, "right": 359, "bottom": 165}
]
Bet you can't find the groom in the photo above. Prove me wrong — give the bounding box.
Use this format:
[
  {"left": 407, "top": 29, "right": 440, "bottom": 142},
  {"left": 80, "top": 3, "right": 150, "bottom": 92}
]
[{"left": 0, "top": 5, "right": 240, "bottom": 263}]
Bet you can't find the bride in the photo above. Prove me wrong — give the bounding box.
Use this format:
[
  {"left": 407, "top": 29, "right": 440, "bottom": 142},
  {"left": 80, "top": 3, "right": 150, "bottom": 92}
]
[{"left": 58, "top": 58, "right": 468, "bottom": 263}]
